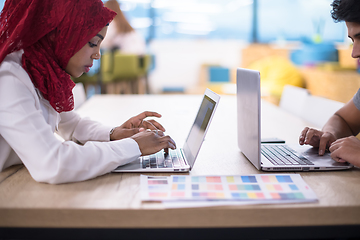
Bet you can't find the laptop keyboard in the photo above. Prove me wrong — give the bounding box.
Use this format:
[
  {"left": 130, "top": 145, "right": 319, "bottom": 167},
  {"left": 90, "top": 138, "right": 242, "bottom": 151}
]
[
  {"left": 261, "top": 145, "right": 314, "bottom": 165},
  {"left": 141, "top": 149, "right": 186, "bottom": 169}
]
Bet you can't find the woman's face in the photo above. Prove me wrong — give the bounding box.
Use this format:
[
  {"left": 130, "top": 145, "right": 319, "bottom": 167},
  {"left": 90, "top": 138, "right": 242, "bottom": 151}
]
[{"left": 65, "top": 26, "right": 107, "bottom": 78}]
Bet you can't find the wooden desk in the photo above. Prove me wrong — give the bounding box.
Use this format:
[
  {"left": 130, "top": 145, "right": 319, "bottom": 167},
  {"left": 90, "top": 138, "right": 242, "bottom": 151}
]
[{"left": 1, "top": 95, "right": 359, "bottom": 240}]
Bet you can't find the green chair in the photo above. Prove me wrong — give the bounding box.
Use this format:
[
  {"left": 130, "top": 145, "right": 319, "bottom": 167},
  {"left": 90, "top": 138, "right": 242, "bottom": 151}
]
[
  {"left": 71, "top": 63, "right": 101, "bottom": 97},
  {"left": 137, "top": 54, "right": 152, "bottom": 93},
  {"left": 112, "top": 53, "right": 139, "bottom": 80},
  {"left": 100, "top": 51, "right": 114, "bottom": 84},
  {"left": 100, "top": 50, "right": 152, "bottom": 94},
  {"left": 73, "top": 73, "right": 98, "bottom": 85}
]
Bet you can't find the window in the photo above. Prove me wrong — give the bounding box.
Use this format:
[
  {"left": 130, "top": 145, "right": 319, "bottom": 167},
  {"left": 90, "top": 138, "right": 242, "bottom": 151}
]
[
  {"left": 257, "top": 0, "right": 345, "bottom": 43},
  {"left": 116, "top": 0, "right": 345, "bottom": 43},
  {"left": 0, "top": 0, "right": 346, "bottom": 43}
]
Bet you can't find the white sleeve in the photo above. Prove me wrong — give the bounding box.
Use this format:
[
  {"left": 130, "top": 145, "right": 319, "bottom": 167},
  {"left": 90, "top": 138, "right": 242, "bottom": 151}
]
[
  {"left": 0, "top": 74, "right": 141, "bottom": 184},
  {"left": 58, "top": 111, "right": 112, "bottom": 143}
]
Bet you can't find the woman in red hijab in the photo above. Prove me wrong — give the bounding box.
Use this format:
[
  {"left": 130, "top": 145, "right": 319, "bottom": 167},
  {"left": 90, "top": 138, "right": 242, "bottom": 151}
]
[{"left": 0, "top": 0, "right": 176, "bottom": 184}]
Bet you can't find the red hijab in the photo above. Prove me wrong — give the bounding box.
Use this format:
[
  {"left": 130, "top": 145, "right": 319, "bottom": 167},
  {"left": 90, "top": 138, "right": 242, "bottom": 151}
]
[{"left": 0, "top": 0, "right": 116, "bottom": 112}]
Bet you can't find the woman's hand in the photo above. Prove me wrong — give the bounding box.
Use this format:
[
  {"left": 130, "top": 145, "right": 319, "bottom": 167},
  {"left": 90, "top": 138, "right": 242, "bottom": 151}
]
[
  {"left": 131, "top": 130, "right": 176, "bottom": 156},
  {"left": 299, "top": 127, "right": 337, "bottom": 155},
  {"left": 110, "top": 111, "right": 166, "bottom": 141}
]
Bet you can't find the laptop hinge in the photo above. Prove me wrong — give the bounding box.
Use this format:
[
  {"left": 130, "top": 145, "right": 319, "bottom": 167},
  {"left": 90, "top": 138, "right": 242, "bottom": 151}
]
[{"left": 180, "top": 148, "right": 190, "bottom": 169}]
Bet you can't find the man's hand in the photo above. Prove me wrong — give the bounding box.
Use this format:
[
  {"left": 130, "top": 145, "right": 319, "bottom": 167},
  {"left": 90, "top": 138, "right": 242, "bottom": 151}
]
[
  {"left": 329, "top": 136, "right": 360, "bottom": 167},
  {"left": 110, "top": 111, "right": 165, "bottom": 141},
  {"left": 299, "top": 127, "right": 337, "bottom": 155}
]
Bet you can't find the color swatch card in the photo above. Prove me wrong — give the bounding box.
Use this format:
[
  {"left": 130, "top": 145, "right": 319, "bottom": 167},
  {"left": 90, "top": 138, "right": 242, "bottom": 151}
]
[
  {"left": 141, "top": 174, "right": 317, "bottom": 204},
  {"left": 169, "top": 174, "right": 317, "bottom": 202},
  {"left": 141, "top": 175, "right": 171, "bottom": 201}
]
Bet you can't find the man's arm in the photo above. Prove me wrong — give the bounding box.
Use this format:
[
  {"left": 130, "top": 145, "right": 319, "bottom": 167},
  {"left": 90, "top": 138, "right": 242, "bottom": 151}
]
[
  {"left": 325, "top": 99, "right": 360, "bottom": 138},
  {"left": 325, "top": 99, "right": 360, "bottom": 167},
  {"left": 299, "top": 97, "right": 360, "bottom": 155}
]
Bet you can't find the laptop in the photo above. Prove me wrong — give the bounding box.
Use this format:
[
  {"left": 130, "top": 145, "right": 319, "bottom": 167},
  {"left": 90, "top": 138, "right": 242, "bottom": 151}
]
[
  {"left": 236, "top": 68, "right": 353, "bottom": 171},
  {"left": 113, "top": 88, "right": 220, "bottom": 172}
]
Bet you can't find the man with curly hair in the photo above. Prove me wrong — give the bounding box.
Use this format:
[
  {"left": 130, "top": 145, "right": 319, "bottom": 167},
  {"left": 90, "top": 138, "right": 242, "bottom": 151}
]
[{"left": 299, "top": 0, "right": 360, "bottom": 168}]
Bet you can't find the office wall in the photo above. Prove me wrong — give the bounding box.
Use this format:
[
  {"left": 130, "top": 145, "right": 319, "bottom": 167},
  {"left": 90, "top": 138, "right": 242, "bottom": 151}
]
[{"left": 148, "top": 39, "right": 246, "bottom": 93}]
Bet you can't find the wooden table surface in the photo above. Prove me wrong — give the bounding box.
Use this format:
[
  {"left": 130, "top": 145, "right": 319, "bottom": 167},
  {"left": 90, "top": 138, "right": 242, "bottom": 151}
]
[{"left": 1, "top": 94, "right": 359, "bottom": 238}]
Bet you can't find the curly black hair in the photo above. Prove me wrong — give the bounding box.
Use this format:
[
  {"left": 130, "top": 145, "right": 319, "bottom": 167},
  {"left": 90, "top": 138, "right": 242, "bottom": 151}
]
[{"left": 331, "top": 0, "right": 360, "bottom": 23}]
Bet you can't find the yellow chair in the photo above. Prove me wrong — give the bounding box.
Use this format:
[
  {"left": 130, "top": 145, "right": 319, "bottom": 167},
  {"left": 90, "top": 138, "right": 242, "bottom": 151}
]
[
  {"left": 71, "top": 64, "right": 100, "bottom": 97},
  {"left": 137, "top": 54, "right": 152, "bottom": 93},
  {"left": 100, "top": 51, "right": 151, "bottom": 94},
  {"left": 100, "top": 51, "right": 114, "bottom": 84},
  {"left": 248, "top": 56, "right": 304, "bottom": 105},
  {"left": 113, "top": 53, "right": 139, "bottom": 79},
  {"left": 72, "top": 58, "right": 100, "bottom": 86}
]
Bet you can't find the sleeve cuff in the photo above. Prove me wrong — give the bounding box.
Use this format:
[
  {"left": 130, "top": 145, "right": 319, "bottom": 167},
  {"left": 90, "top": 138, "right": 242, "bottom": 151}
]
[
  {"left": 97, "top": 125, "right": 114, "bottom": 142},
  {"left": 109, "top": 138, "right": 142, "bottom": 165}
]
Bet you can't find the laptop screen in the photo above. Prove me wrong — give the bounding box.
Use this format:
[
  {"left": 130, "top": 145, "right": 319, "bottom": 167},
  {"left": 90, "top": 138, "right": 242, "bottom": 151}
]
[
  {"left": 236, "top": 68, "right": 262, "bottom": 170},
  {"left": 183, "top": 90, "right": 219, "bottom": 169}
]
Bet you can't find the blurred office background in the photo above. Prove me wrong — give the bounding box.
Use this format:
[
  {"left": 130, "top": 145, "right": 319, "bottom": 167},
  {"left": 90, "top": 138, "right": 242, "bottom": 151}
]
[{"left": 1, "top": 0, "right": 358, "bottom": 105}]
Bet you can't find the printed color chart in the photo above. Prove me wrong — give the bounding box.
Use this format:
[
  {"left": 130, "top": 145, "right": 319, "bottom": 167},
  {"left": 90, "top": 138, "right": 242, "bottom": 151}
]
[
  {"left": 170, "top": 174, "right": 314, "bottom": 201},
  {"left": 141, "top": 174, "right": 317, "bottom": 204},
  {"left": 141, "top": 176, "right": 170, "bottom": 200}
]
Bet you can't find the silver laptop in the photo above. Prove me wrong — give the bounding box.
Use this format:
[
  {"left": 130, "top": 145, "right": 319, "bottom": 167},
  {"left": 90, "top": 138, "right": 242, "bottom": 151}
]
[
  {"left": 236, "top": 68, "right": 353, "bottom": 171},
  {"left": 113, "top": 88, "right": 220, "bottom": 172}
]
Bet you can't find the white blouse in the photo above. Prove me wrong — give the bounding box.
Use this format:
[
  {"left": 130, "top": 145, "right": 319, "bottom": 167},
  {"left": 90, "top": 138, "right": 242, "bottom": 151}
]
[{"left": 0, "top": 51, "right": 141, "bottom": 184}]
